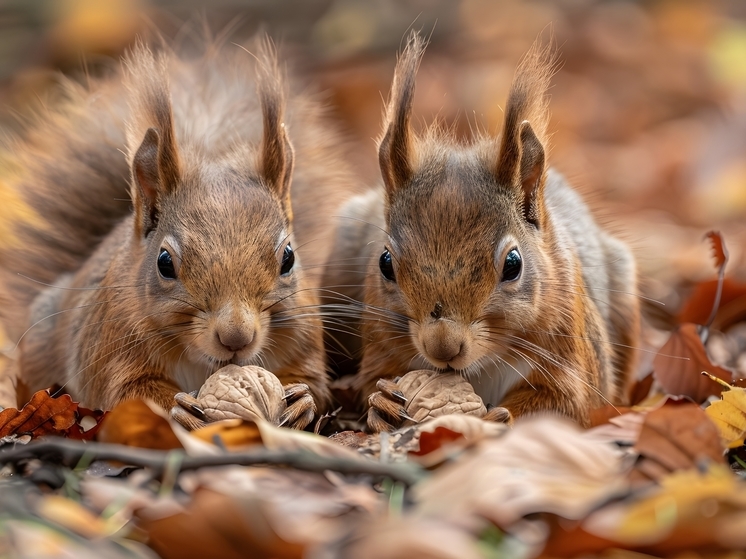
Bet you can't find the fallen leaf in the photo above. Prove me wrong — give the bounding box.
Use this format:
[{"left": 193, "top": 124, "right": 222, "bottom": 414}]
[
  {"left": 633, "top": 399, "right": 725, "bottom": 482},
  {"left": 414, "top": 417, "right": 629, "bottom": 533},
  {"left": 704, "top": 373, "right": 746, "bottom": 447},
  {"left": 678, "top": 278, "right": 746, "bottom": 329},
  {"left": 0, "top": 389, "right": 77, "bottom": 438},
  {"left": 705, "top": 230, "right": 728, "bottom": 270},
  {"left": 653, "top": 322, "right": 733, "bottom": 402},
  {"left": 138, "top": 488, "right": 304, "bottom": 559},
  {"left": 97, "top": 400, "right": 183, "bottom": 451},
  {"left": 412, "top": 426, "right": 464, "bottom": 457},
  {"left": 544, "top": 465, "right": 746, "bottom": 556},
  {"left": 324, "top": 515, "right": 488, "bottom": 559}
]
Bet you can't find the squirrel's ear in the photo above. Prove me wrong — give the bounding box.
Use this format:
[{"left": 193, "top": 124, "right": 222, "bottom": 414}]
[
  {"left": 257, "top": 39, "right": 294, "bottom": 220},
  {"left": 379, "top": 32, "right": 424, "bottom": 200},
  {"left": 132, "top": 126, "right": 180, "bottom": 236},
  {"left": 126, "top": 44, "right": 181, "bottom": 237},
  {"left": 495, "top": 40, "right": 554, "bottom": 227}
]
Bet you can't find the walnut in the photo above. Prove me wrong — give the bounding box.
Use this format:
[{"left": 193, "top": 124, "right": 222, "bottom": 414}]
[
  {"left": 197, "top": 364, "right": 287, "bottom": 424},
  {"left": 398, "top": 370, "right": 487, "bottom": 423}
]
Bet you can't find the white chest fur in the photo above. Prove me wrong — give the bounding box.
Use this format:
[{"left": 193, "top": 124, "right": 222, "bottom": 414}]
[
  {"left": 467, "top": 355, "right": 532, "bottom": 407},
  {"left": 172, "top": 360, "right": 212, "bottom": 394}
]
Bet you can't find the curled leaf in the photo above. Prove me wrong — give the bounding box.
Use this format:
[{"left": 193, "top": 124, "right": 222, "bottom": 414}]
[
  {"left": 653, "top": 322, "right": 733, "bottom": 402},
  {"left": 705, "top": 230, "right": 728, "bottom": 271}
]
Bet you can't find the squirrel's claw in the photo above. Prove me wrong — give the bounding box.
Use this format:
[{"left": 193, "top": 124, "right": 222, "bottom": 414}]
[
  {"left": 170, "top": 401, "right": 207, "bottom": 431},
  {"left": 280, "top": 383, "right": 316, "bottom": 430},
  {"left": 367, "top": 408, "right": 396, "bottom": 433},
  {"left": 366, "top": 389, "right": 416, "bottom": 432},
  {"left": 174, "top": 391, "right": 206, "bottom": 421},
  {"left": 483, "top": 405, "right": 514, "bottom": 425},
  {"left": 375, "top": 378, "right": 407, "bottom": 404}
]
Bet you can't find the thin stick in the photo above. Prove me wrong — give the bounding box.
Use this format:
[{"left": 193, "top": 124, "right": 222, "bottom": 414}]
[{"left": 0, "top": 439, "right": 425, "bottom": 486}]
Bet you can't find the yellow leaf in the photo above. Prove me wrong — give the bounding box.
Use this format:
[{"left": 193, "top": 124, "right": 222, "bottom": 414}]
[{"left": 703, "top": 373, "right": 746, "bottom": 446}]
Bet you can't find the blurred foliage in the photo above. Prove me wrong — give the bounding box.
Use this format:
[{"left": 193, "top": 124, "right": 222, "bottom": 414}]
[{"left": 0, "top": 0, "right": 745, "bottom": 299}]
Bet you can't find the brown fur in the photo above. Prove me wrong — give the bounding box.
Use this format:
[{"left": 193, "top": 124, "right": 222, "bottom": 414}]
[
  {"left": 0, "top": 37, "right": 356, "bottom": 412},
  {"left": 337, "top": 33, "right": 640, "bottom": 427}
]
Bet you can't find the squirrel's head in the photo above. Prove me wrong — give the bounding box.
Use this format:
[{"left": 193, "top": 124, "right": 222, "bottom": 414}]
[
  {"left": 124, "top": 42, "right": 306, "bottom": 377},
  {"left": 373, "top": 33, "right": 559, "bottom": 373}
]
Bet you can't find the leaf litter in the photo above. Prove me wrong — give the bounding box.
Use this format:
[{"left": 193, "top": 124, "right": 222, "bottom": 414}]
[{"left": 0, "top": 235, "right": 745, "bottom": 558}]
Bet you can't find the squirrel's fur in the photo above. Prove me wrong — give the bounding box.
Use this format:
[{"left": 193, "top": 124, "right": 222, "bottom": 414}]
[
  {"left": 0, "top": 37, "right": 353, "bottom": 412},
  {"left": 327, "top": 33, "right": 641, "bottom": 427}
]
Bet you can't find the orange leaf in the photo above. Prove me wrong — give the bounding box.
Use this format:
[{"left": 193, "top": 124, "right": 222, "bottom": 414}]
[
  {"left": 97, "top": 400, "right": 182, "bottom": 450},
  {"left": 411, "top": 426, "right": 464, "bottom": 456},
  {"left": 139, "top": 488, "right": 305, "bottom": 559},
  {"left": 0, "top": 389, "right": 77, "bottom": 438},
  {"left": 653, "top": 323, "right": 733, "bottom": 402},
  {"left": 705, "top": 230, "right": 728, "bottom": 271},
  {"left": 633, "top": 400, "right": 725, "bottom": 481},
  {"left": 678, "top": 278, "right": 746, "bottom": 328}
]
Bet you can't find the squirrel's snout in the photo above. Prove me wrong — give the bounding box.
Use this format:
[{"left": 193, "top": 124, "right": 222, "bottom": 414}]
[
  {"left": 217, "top": 327, "right": 254, "bottom": 353},
  {"left": 213, "top": 305, "right": 259, "bottom": 356},
  {"left": 420, "top": 321, "right": 467, "bottom": 366}
]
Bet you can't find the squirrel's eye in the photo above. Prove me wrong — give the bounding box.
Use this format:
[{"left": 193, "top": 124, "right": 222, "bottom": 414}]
[
  {"left": 501, "top": 248, "right": 522, "bottom": 282},
  {"left": 379, "top": 249, "right": 396, "bottom": 282},
  {"left": 280, "top": 244, "right": 294, "bottom": 276},
  {"left": 157, "top": 248, "right": 177, "bottom": 280}
]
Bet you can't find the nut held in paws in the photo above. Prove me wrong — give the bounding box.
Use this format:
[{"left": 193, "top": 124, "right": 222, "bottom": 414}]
[
  {"left": 398, "top": 370, "right": 487, "bottom": 423},
  {"left": 197, "top": 365, "right": 287, "bottom": 424}
]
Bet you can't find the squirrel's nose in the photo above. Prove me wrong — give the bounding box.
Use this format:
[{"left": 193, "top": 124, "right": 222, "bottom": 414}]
[
  {"left": 216, "top": 326, "right": 254, "bottom": 353},
  {"left": 424, "top": 338, "right": 463, "bottom": 363}
]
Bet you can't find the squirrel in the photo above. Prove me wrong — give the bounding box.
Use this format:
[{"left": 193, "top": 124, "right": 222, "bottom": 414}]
[
  {"left": 0, "top": 36, "right": 352, "bottom": 428},
  {"left": 323, "top": 33, "right": 641, "bottom": 431}
]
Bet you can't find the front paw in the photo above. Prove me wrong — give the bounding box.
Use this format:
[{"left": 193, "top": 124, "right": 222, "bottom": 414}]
[
  {"left": 482, "top": 405, "right": 513, "bottom": 425},
  {"left": 366, "top": 378, "right": 414, "bottom": 433},
  {"left": 279, "top": 383, "right": 316, "bottom": 430},
  {"left": 171, "top": 391, "right": 207, "bottom": 431}
]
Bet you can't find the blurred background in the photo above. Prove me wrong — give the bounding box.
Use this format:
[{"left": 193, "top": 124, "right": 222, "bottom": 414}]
[{"left": 0, "top": 0, "right": 745, "bottom": 311}]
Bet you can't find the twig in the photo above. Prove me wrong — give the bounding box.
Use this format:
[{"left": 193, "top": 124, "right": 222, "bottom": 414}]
[{"left": 0, "top": 439, "right": 425, "bottom": 486}]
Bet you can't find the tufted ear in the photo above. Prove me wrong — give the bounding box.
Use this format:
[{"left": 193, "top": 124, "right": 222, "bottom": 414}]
[
  {"left": 495, "top": 40, "right": 555, "bottom": 228},
  {"left": 256, "top": 38, "right": 295, "bottom": 221},
  {"left": 378, "top": 31, "right": 425, "bottom": 201},
  {"left": 125, "top": 43, "right": 181, "bottom": 237}
]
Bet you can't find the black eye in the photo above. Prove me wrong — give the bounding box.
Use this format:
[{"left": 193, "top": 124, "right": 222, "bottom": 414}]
[
  {"left": 280, "top": 244, "right": 294, "bottom": 276},
  {"left": 157, "top": 248, "right": 177, "bottom": 279},
  {"left": 501, "top": 248, "right": 522, "bottom": 282},
  {"left": 379, "top": 249, "right": 396, "bottom": 282}
]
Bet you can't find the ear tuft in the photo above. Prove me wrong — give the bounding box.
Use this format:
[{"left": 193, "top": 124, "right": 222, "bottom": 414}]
[
  {"left": 256, "top": 36, "right": 295, "bottom": 220},
  {"left": 124, "top": 42, "right": 181, "bottom": 237},
  {"left": 495, "top": 38, "right": 556, "bottom": 227},
  {"left": 378, "top": 31, "right": 426, "bottom": 199}
]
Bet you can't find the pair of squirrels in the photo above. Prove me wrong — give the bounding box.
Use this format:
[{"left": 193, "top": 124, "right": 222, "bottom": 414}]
[{"left": 0, "top": 31, "right": 640, "bottom": 431}]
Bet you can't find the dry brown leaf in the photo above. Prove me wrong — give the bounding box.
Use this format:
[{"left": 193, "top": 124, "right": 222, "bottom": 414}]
[
  {"left": 97, "top": 400, "right": 183, "bottom": 450},
  {"left": 326, "top": 516, "right": 486, "bottom": 559},
  {"left": 0, "top": 389, "right": 77, "bottom": 438},
  {"left": 632, "top": 399, "right": 725, "bottom": 481},
  {"left": 543, "top": 465, "right": 746, "bottom": 556},
  {"left": 678, "top": 278, "right": 746, "bottom": 329},
  {"left": 653, "top": 322, "right": 733, "bottom": 402},
  {"left": 138, "top": 488, "right": 304, "bottom": 559},
  {"left": 414, "top": 417, "right": 629, "bottom": 532},
  {"left": 183, "top": 466, "right": 382, "bottom": 548},
  {"left": 705, "top": 230, "right": 728, "bottom": 271}
]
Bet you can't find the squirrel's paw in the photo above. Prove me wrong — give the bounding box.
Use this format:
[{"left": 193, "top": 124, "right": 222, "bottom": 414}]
[
  {"left": 366, "top": 378, "right": 414, "bottom": 433},
  {"left": 279, "top": 383, "right": 316, "bottom": 430},
  {"left": 171, "top": 391, "right": 207, "bottom": 431},
  {"left": 483, "top": 405, "right": 514, "bottom": 425}
]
